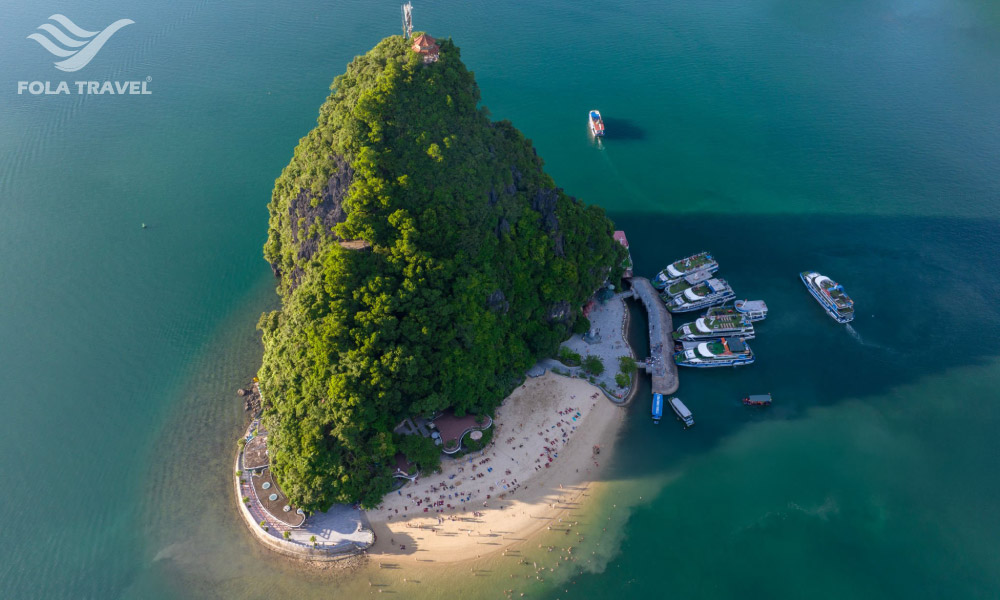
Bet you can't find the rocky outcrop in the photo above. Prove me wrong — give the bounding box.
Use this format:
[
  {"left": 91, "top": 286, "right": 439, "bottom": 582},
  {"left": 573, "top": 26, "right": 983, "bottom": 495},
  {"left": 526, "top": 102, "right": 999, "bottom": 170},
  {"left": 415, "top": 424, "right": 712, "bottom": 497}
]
[
  {"left": 545, "top": 300, "right": 572, "bottom": 324},
  {"left": 289, "top": 155, "right": 352, "bottom": 257},
  {"left": 495, "top": 216, "right": 510, "bottom": 237},
  {"left": 274, "top": 155, "right": 354, "bottom": 289},
  {"left": 490, "top": 168, "right": 563, "bottom": 254},
  {"left": 531, "top": 188, "right": 565, "bottom": 256},
  {"left": 531, "top": 187, "right": 559, "bottom": 233},
  {"left": 486, "top": 289, "right": 509, "bottom": 314}
]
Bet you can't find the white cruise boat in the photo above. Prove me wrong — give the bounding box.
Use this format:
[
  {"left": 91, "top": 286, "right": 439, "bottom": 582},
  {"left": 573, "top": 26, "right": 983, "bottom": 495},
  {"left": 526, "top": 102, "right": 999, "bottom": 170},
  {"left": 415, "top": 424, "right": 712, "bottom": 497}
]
[
  {"left": 667, "top": 278, "right": 735, "bottom": 313},
  {"left": 674, "top": 337, "right": 755, "bottom": 368},
  {"left": 800, "top": 271, "right": 854, "bottom": 323},
  {"left": 660, "top": 269, "right": 714, "bottom": 300},
  {"left": 672, "top": 313, "right": 754, "bottom": 342},
  {"left": 653, "top": 252, "right": 718, "bottom": 289}
]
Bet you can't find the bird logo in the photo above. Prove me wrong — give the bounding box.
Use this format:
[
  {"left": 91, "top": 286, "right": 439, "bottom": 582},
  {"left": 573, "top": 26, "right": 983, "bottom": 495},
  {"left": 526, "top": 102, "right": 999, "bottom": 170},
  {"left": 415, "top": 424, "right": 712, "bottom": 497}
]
[{"left": 27, "top": 14, "right": 133, "bottom": 73}]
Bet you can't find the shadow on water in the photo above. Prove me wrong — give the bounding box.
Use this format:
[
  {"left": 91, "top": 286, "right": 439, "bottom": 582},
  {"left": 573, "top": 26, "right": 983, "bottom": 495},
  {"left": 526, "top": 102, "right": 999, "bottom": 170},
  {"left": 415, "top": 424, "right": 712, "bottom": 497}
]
[
  {"left": 136, "top": 212, "right": 1000, "bottom": 600},
  {"left": 595, "top": 211, "right": 1000, "bottom": 483},
  {"left": 600, "top": 117, "right": 646, "bottom": 141}
]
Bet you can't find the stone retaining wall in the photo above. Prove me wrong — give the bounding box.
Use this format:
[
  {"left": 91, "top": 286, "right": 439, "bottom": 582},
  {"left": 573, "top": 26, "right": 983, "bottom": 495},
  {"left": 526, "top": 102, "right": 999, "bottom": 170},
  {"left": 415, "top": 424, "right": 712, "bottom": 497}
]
[{"left": 233, "top": 451, "right": 374, "bottom": 560}]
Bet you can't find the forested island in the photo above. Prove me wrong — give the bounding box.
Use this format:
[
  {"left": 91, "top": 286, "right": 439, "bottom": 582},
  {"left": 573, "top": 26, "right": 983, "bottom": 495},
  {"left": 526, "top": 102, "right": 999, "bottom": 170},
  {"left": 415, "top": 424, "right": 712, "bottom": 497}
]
[{"left": 257, "top": 34, "right": 624, "bottom": 511}]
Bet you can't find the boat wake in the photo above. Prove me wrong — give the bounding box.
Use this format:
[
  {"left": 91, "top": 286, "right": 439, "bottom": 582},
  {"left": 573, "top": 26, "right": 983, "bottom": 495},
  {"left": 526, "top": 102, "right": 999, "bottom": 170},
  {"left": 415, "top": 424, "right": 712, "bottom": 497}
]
[
  {"left": 845, "top": 323, "right": 898, "bottom": 355},
  {"left": 594, "top": 140, "right": 660, "bottom": 209}
]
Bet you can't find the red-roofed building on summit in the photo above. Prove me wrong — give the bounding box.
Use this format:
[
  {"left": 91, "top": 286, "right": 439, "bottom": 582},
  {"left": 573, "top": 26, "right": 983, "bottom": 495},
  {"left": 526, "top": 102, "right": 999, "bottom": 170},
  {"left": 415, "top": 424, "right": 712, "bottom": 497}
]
[{"left": 411, "top": 33, "right": 439, "bottom": 62}]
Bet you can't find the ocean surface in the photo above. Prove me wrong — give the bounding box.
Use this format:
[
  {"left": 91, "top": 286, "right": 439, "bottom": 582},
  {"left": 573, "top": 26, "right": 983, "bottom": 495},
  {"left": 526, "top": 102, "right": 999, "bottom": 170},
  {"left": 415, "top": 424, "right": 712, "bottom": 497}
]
[{"left": 2, "top": 0, "right": 999, "bottom": 598}]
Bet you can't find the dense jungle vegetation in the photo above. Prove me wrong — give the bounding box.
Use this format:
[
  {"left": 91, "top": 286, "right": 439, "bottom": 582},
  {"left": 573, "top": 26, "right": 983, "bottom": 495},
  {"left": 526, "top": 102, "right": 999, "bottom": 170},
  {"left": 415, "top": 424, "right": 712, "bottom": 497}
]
[{"left": 258, "top": 35, "right": 624, "bottom": 510}]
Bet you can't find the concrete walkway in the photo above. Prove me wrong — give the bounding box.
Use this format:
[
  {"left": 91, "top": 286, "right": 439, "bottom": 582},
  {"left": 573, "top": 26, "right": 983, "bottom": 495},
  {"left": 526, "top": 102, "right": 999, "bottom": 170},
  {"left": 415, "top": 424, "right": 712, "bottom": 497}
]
[
  {"left": 630, "top": 277, "right": 679, "bottom": 395},
  {"left": 292, "top": 504, "right": 374, "bottom": 550},
  {"left": 544, "top": 292, "right": 634, "bottom": 402}
]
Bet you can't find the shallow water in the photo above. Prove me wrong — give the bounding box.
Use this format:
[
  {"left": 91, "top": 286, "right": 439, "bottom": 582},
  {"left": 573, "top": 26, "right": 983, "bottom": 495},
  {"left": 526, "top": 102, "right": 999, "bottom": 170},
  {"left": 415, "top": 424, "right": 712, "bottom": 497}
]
[{"left": 1, "top": 0, "right": 999, "bottom": 598}]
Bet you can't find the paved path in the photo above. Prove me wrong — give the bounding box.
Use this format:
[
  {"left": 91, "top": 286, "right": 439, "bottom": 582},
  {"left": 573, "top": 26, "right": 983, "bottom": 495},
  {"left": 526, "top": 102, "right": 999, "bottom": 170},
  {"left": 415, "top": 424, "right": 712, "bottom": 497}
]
[
  {"left": 543, "top": 292, "right": 634, "bottom": 402},
  {"left": 293, "top": 504, "right": 374, "bottom": 549},
  {"left": 238, "top": 410, "right": 374, "bottom": 554},
  {"left": 630, "top": 277, "right": 679, "bottom": 395}
]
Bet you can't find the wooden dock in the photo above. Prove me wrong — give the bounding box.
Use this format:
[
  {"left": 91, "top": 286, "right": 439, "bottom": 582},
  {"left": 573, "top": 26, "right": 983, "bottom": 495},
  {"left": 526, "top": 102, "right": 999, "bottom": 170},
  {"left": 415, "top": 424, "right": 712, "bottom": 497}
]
[{"left": 629, "top": 277, "right": 679, "bottom": 395}]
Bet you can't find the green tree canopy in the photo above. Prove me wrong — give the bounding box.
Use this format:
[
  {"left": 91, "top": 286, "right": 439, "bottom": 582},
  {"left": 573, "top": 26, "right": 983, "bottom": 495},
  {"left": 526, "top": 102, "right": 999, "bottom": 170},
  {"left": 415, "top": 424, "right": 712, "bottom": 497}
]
[
  {"left": 582, "top": 356, "right": 605, "bottom": 375},
  {"left": 395, "top": 433, "right": 441, "bottom": 474},
  {"left": 258, "top": 35, "right": 624, "bottom": 511}
]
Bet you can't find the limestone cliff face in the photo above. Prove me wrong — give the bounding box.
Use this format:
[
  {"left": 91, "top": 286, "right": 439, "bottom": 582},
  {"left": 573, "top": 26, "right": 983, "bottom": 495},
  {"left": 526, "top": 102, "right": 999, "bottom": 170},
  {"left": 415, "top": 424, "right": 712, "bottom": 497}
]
[{"left": 269, "top": 155, "right": 354, "bottom": 288}]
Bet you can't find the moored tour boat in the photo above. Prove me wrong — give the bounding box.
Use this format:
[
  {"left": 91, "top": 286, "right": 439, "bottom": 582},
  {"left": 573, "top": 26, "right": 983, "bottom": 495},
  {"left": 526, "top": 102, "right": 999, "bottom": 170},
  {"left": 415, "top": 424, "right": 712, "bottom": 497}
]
[
  {"left": 651, "top": 393, "right": 663, "bottom": 424},
  {"left": 743, "top": 393, "right": 772, "bottom": 406},
  {"left": 674, "top": 336, "right": 755, "bottom": 368},
  {"left": 669, "top": 397, "right": 694, "bottom": 428},
  {"left": 660, "top": 269, "right": 714, "bottom": 300},
  {"left": 667, "top": 277, "right": 735, "bottom": 312},
  {"left": 800, "top": 271, "right": 854, "bottom": 323},
  {"left": 672, "top": 313, "right": 755, "bottom": 341},
  {"left": 653, "top": 252, "right": 718, "bottom": 289},
  {"left": 705, "top": 305, "right": 740, "bottom": 319},
  {"left": 589, "top": 110, "right": 605, "bottom": 137},
  {"left": 735, "top": 299, "right": 768, "bottom": 322}
]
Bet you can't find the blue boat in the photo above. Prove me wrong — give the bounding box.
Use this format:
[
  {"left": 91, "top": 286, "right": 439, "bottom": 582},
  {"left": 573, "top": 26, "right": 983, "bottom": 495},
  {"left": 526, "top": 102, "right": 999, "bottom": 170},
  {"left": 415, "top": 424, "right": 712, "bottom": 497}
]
[{"left": 651, "top": 393, "right": 664, "bottom": 424}]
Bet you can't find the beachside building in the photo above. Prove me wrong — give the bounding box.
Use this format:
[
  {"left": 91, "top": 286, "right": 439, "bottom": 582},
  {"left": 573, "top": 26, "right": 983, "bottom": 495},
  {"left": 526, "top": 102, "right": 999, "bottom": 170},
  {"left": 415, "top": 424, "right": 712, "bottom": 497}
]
[
  {"left": 428, "top": 410, "right": 493, "bottom": 454},
  {"left": 392, "top": 453, "right": 418, "bottom": 481},
  {"left": 411, "top": 33, "right": 439, "bottom": 63}
]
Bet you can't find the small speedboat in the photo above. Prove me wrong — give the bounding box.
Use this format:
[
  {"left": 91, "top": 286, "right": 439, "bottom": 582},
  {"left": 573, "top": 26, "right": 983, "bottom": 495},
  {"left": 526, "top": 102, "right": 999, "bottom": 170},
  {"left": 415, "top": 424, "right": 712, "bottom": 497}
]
[
  {"left": 589, "top": 110, "right": 605, "bottom": 137},
  {"left": 743, "top": 393, "right": 772, "bottom": 406},
  {"left": 652, "top": 393, "right": 663, "bottom": 424},
  {"left": 669, "top": 397, "right": 694, "bottom": 428}
]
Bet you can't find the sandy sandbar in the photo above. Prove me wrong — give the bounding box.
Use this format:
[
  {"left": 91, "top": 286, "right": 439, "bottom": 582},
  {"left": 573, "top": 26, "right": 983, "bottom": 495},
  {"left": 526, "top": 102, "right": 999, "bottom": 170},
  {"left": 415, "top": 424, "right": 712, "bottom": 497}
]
[{"left": 366, "top": 372, "right": 624, "bottom": 563}]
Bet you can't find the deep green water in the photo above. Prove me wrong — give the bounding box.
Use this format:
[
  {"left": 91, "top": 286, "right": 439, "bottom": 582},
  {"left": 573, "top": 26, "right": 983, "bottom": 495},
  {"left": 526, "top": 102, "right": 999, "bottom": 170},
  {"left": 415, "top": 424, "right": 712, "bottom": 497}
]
[{"left": 2, "top": 0, "right": 999, "bottom": 598}]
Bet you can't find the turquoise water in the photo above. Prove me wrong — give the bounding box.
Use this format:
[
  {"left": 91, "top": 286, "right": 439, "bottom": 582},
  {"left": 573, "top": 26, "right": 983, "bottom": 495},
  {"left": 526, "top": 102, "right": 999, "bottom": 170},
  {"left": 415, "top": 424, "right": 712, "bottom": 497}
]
[{"left": 1, "top": 0, "right": 999, "bottom": 597}]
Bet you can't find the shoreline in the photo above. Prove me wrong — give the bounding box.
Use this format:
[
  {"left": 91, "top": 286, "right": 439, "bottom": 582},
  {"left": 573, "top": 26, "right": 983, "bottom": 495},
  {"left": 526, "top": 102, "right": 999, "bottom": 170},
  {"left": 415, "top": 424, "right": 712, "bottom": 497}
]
[
  {"left": 231, "top": 292, "right": 649, "bottom": 564},
  {"left": 621, "top": 294, "right": 641, "bottom": 406},
  {"left": 365, "top": 373, "right": 625, "bottom": 564},
  {"left": 230, "top": 373, "right": 627, "bottom": 565}
]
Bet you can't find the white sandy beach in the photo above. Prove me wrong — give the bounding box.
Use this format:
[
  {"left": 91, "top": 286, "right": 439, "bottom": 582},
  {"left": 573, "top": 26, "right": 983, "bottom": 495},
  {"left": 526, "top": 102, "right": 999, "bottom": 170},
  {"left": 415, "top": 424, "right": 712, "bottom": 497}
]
[{"left": 366, "top": 373, "right": 624, "bottom": 563}]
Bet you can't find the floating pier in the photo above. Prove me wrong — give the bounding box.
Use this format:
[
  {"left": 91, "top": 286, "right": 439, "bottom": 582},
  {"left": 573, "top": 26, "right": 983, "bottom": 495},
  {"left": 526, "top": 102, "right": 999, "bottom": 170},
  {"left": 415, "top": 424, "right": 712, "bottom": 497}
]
[{"left": 629, "top": 277, "right": 679, "bottom": 396}]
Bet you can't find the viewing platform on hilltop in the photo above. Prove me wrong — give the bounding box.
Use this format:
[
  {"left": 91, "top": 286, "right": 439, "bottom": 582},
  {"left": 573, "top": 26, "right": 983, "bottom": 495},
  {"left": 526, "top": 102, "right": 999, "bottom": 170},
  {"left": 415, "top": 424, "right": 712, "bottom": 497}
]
[
  {"left": 338, "top": 239, "right": 371, "bottom": 251},
  {"left": 629, "top": 277, "right": 679, "bottom": 396}
]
